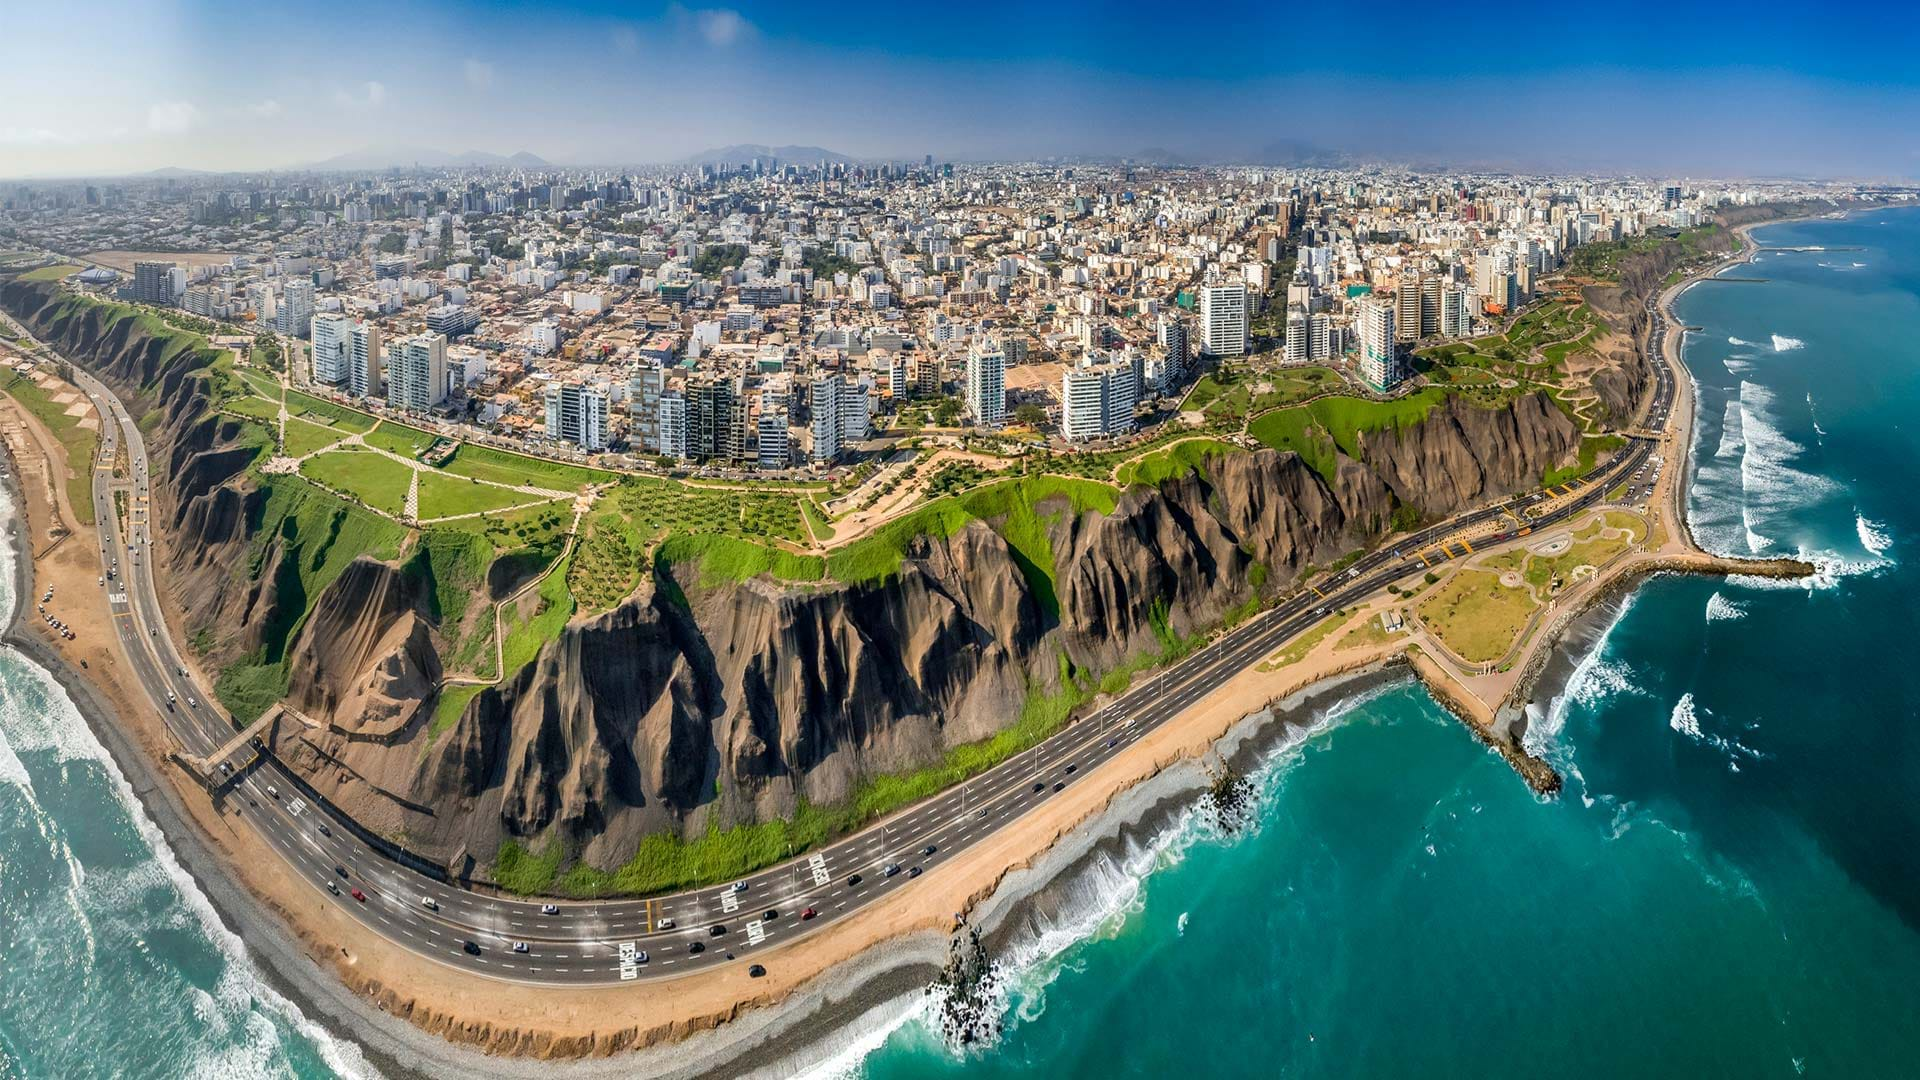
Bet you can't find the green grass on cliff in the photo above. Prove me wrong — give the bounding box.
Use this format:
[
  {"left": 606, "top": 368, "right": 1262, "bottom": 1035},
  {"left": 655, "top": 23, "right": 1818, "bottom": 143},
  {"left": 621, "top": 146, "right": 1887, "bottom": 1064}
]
[
  {"left": 1115, "top": 438, "right": 1240, "bottom": 489},
  {"left": 442, "top": 442, "right": 616, "bottom": 490},
  {"left": 1542, "top": 434, "right": 1626, "bottom": 488},
  {"left": 1249, "top": 388, "right": 1454, "bottom": 484},
  {"left": 298, "top": 449, "right": 414, "bottom": 516},
  {"left": 498, "top": 652, "right": 1098, "bottom": 898},
  {"left": 18, "top": 264, "right": 80, "bottom": 282},
  {"left": 214, "top": 476, "right": 409, "bottom": 721},
  {"left": 0, "top": 372, "right": 100, "bottom": 524}
]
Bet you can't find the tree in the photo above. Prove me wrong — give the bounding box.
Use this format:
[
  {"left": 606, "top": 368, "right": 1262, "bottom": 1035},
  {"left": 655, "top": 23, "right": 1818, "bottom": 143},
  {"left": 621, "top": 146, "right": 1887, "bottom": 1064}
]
[
  {"left": 376, "top": 232, "right": 407, "bottom": 255},
  {"left": 1012, "top": 403, "right": 1047, "bottom": 428}
]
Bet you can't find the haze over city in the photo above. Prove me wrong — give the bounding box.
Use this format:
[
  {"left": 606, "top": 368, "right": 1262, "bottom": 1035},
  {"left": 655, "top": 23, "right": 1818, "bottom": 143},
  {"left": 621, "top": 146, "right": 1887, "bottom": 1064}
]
[{"left": 6, "top": 0, "right": 1920, "bottom": 178}]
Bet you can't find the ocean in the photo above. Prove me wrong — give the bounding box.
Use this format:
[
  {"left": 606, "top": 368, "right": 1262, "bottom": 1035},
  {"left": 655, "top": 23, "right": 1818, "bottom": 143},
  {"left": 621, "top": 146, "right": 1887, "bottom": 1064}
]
[
  {"left": 7, "top": 208, "right": 1920, "bottom": 1079},
  {"left": 832, "top": 209, "right": 1920, "bottom": 1079},
  {"left": 0, "top": 484, "right": 370, "bottom": 1078}
]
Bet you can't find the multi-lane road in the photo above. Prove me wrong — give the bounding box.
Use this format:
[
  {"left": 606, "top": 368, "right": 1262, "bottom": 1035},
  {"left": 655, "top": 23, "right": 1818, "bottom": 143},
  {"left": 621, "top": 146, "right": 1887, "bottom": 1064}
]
[{"left": 20, "top": 293, "right": 1674, "bottom": 988}]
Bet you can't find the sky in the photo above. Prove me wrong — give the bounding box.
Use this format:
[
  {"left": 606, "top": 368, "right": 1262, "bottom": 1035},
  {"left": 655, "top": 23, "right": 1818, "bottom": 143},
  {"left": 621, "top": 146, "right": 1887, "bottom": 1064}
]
[{"left": 4, "top": 0, "right": 1920, "bottom": 179}]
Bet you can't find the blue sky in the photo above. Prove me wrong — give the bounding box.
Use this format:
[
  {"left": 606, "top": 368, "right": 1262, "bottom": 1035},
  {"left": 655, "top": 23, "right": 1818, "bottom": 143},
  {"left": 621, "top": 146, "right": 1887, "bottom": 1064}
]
[{"left": 3, "top": 0, "right": 1919, "bottom": 177}]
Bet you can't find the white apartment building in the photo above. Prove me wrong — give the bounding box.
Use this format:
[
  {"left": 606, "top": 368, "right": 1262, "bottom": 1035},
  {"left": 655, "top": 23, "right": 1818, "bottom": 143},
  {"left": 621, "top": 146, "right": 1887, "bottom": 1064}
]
[
  {"left": 1199, "top": 281, "right": 1248, "bottom": 357},
  {"left": 1060, "top": 357, "right": 1138, "bottom": 441},
  {"left": 543, "top": 380, "right": 608, "bottom": 451},
  {"left": 965, "top": 343, "right": 1006, "bottom": 427},
  {"left": 657, "top": 392, "right": 688, "bottom": 460},
  {"left": 1356, "top": 298, "right": 1401, "bottom": 391},
  {"left": 756, "top": 410, "right": 790, "bottom": 469},
  {"left": 386, "top": 333, "right": 447, "bottom": 413},
  {"left": 347, "top": 320, "right": 383, "bottom": 399},
  {"left": 309, "top": 312, "right": 350, "bottom": 386}
]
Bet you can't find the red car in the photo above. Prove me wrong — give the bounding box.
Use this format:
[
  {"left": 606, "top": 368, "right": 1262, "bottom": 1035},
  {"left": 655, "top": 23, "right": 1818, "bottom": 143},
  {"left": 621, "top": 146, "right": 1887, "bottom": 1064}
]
[
  {"left": 801, "top": 906, "right": 818, "bottom": 921},
  {"left": 350, "top": 888, "right": 367, "bottom": 903}
]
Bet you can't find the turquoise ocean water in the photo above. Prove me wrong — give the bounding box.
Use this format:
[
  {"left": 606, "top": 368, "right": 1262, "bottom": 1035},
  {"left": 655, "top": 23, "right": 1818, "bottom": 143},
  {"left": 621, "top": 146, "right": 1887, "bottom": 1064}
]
[
  {"left": 0, "top": 488, "right": 371, "bottom": 1078},
  {"left": 828, "top": 209, "right": 1920, "bottom": 1079},
  {"left": 5, "top": 210, "right": 1920, "bottom": 1079}
]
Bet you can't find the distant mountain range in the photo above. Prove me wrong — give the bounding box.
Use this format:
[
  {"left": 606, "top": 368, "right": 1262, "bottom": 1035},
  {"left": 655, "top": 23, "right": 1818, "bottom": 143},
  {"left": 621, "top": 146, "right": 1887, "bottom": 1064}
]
[
  {"left": 302, "top": 147, "right": 550, "bottom": 172},
  {"left": 678, "top": 144, "right": 856, "bottom": 167}
]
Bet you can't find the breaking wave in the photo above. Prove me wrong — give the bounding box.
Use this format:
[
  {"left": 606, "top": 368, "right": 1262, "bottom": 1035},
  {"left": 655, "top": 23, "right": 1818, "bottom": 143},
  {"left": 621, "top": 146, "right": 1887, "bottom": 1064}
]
[
  {"left": 1714, "top": 398, "right": 1744, "bottom": 459},
  {"left": 1704, "top": 592, "right": 1747, "bottom": 622},
  {"left": 1771, "top": 335, "right": 1805, "bottom": 352},
  {"left": 1727, "top": 336, "right": 1757, "bottom": 347},
  {"left": 1856, "top": 512, "right": 1893, "bottom": 558},
  {"left": 1669, "top": 693, "right": 1703, "bottom": 739}
]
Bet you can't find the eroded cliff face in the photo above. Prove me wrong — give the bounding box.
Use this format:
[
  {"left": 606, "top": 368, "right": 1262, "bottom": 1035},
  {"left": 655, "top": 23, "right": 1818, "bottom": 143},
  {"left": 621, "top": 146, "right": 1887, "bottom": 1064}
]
[
  {"left": 0, "top": 275, "right": 1587, "bottom": 881},
  {"left": 265, "top": 398, "right": 1577, "bottom": 871}
]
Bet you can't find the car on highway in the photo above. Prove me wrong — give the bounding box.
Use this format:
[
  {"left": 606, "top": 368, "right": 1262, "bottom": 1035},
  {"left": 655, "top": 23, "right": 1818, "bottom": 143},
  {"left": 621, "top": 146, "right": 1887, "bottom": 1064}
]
[
  {"left": 655, "top": 917, "right": 675, "bottom": 930},
  {"left": 1032, "top": 782, "right": 1044, "bottom": 794},
  {"left": 326, "top": 881, "right": 340, "bottom": 896},
  {"left": 762, "top": 909, "right": 778, "bottom": 921},
  {"left": 1064, "top": 763, "right": 1077, "bottom": 774},
  {"left": 265, "top": 785, "right": 280, "bottom": 799},
  {"left": 350, "top": 888, "right": 366, "bottom": 902},
  {"left": 1053, "top": 781, "right": 1065, "bottom": 792},
  {"left": 511, "top": 942, "right": 529, "bottom": 954},
  {"left": 420, "top": 897, "right": 438, "bottom": 911},
  {"left": 883, "top": 863, "right": 900, "bottom": 878},
  {"left": 541, "top": 903, "right": 559, "bottom": 915},
  {"left": 801, "top": 907, "right": 818, "bottom": 921},
  {"left": 709, "top": 924, "right": 728, "bottom": 937},
  {"left": 922, "top": 845, "right": 937, "bottom": 856},
  {"left": 687, "top": 941, "right": 706, "bottom": 955},
  {"left": 334, "top": 865, "right": 348, "bottom": 878},
  {"left": 730, "top": 881, "right": 748, "bottom": 893},
  {"left": 463, "top": 940, "right": 481, "bottom": 956},
  {"left": 317, "top": 823, "right": 331, "bottom": 837},
  {"left": 908, "top": 866, "right": 922, "bottom": 879},
  {"left": 633, "top": 950, "right": 648, "bottom": 964},
  {"left": 846, "top": 873, "right": 863, "bottom": 887}
]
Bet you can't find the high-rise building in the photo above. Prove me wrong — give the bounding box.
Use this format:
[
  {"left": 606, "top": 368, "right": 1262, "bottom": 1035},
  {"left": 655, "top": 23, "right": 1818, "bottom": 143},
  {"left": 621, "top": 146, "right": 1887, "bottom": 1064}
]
[
  {"left": 657, "top": 392, "right": 688, "bottom": 460},
  {"left": 808, "top": 374, "right": 870, "bottom": 463},
  {"left": 1308, "top": 311, "right": 1332, "bottom": 361},
  {"left": 385, "top": 333, "right": 447, "bottom": 413},
  {"left": 627, "top": 366, "right": 665, "bottom": 453},
  {"left": 277, "top": 280, "right": 315, "bottom": 338},
  {"left": 543, "top": 380, "right": 608, "bottom": 451},
  {"left": 347, "top": 320, "right": 383, "bottom": 399},
  {"left": 1439, "top": 287, "right": 1475, "bottom": 338},
  {"left": 1060, "top": 357, "right": 1138, "bottom": 441},
  {"left": 965, "top": 343, "right": 1006, "bottom": 427},
  {"left": 1199, "top": 281, "right": 1248, "bottom": 357},
  {"left": 1158, "top": 316, "right": 1190, "bottom": 385},
  {"left": 426, "top": 304, "right": 480, "bottom": 339},
  {"left": 310, "top": 312, "right": 351, "bottom": 386},
  {"left": 1283, "top": 306, "right": 1310, "bottom": 365},
  {"left": 688, "top": 377, "right": 739, "bottom": 462},
  {"left": 1395, "top": 281, "right": 1423, "bottom": 344},
  {"left": 1356, "top": 298, "right": 1401, "bottom": 391},
  {"left": 756, "top": 410, "right": 790, "bottom": 469},
  {"left": 1419, "top": 276, "right": 1442, "bottom": 338},
  {"left": 132, "top": 260, "right": 176, "bottom": 306}
]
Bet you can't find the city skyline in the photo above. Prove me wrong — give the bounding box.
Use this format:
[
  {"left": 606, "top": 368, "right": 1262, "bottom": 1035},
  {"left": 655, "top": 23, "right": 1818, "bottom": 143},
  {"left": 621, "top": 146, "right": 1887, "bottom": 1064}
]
[{"left": 6, "top": 0, "right": 1920, "bottom": 180}]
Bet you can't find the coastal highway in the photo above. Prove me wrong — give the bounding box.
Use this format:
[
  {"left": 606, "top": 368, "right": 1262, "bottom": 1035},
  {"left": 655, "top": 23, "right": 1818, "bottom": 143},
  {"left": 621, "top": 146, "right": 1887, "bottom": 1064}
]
[{"left": 31, "top": 303, "right": 1672, "bottom": 988}]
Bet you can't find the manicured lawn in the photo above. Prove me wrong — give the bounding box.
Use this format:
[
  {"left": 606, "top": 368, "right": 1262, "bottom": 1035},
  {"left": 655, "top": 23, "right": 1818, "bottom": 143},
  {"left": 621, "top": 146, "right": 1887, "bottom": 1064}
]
[
  {"left": 365, "top": 420, "right": 437, "bottom": 457},
  {"left": 298, "top": 449, "right": 413, "bottom": 516},
  {"left": 280, "top": 416, "right": 348, "bottom": 457},
  {"left": 219, "top": 394, "right": 281, "bottom": 423},
  {"left": 441, "top": 443, "right": 615, "bottom": 490},
  {"left": 416, "top": 472, "right": 548, "bottom": 520},
  {"left": 284, "top": 390, "right": 377, "bottom": 433},
  {"left": 1416, "top": 569, "right": 1539, "bottom": 663}
]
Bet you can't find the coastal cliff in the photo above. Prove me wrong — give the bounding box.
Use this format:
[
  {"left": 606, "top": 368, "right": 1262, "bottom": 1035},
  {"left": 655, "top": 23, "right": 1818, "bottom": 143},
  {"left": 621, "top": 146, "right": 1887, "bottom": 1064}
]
[{"left": 0, "top": 273, "right": 1586, "bottom": 887}]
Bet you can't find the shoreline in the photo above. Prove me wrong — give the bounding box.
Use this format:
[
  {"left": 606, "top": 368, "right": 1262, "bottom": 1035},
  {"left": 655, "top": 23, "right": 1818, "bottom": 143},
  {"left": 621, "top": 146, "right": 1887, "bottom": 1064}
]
[{"left": 0, "top": 201, "right": 1859, "bottom": 1075}]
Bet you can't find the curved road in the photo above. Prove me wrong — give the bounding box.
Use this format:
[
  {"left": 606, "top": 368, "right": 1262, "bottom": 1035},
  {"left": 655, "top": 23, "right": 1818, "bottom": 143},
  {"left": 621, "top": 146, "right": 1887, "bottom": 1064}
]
[{"left": 28, "top": 292, "right": 1673, "bottom": 987}]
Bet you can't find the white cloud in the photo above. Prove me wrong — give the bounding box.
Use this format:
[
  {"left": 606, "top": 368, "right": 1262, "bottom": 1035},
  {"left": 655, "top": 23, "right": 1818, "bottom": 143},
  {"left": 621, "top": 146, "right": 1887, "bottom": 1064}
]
[
  {"left": 334, "top": 80, "right": 387, "bottom": 109},
  {"left": 245, "top": 99, "right": 283, "bottom": 118},
  {"left": 147, "top": 101, "right": 200, "bottom": 135},
  {"left": 668, "top": 6, "right": 753, "bottom": 48},
  {"left": 696, "top": 9, "right": 750, "bottom": 46},
  {"left": 463, "top": 59, "right": 494, "bottom": 90}
]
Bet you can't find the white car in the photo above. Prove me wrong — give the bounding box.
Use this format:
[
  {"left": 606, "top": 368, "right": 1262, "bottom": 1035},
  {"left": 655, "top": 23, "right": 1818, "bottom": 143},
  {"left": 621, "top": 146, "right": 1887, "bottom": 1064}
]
[
  {"left": 730, "top": 881, "right": 748, "bottom": 894},
  {"left": 421, "top": 897, "right": 439, "bottom": 911},
  {"left": 655, "top": 917, "right": 676, "bottom": 931},
  {"left": 511, "top": 941, "right": 529, "bottom": 954},
  {"left": 540, "top": 903, "right": 559, "bottom": 915}
]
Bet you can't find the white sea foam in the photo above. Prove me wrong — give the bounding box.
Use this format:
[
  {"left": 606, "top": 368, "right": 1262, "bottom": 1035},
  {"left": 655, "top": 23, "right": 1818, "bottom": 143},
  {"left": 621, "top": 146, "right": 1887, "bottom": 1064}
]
[
  {"left": 1175, "top": 911, "right": 1188, "bottom": 936},
  {"left": 0, "top": 725, "right": 30, "bottom": 791},
  {"left": 1856, "top": 511, "right": 1893, "bottom": 557},
  {"left": 1704, "top": 592, "right": 1747, "bottom": 622},
  {"left": 1669, "top": 693, "right": 1703, "bottom": 739},
  {"left": 1771, "top": 334, "right": 1805, "bottom": 352},
  {"left": 1715, "top": 398, "right": 1744, "bottom": 459},
  {"left": 1527, "top": 594, "right": 1643, "bottom": 763},
  {"left": 1807, "top": 392, "right": 1826, "bottom": 439},
  {"left": 1737, "top": 380, "right": 1837, "bottom": 549},
  {"left": 1727, "top": 336, "right": 1757, "bottom": 347},
  {"left": 0, "top": 548, "right": 378, "bottom": 1079},
  {"left": 1722, "top": 354, "right": 1755, "bottom": 376}
]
